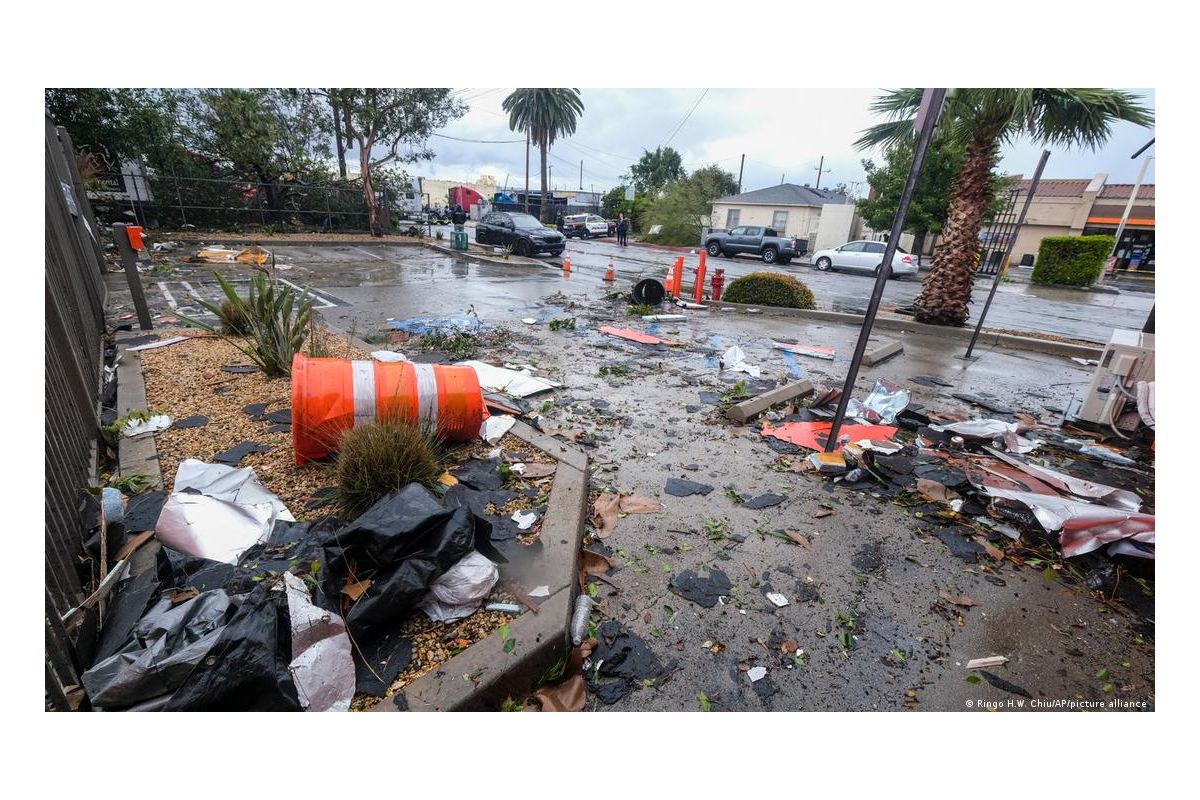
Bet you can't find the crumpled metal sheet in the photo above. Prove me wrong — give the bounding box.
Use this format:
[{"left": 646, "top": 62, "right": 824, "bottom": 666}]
[
  {"left": 460, "top": 360, "right": 561, "bottom": 397},
  {"left": 860, "top": 379, "right": 911, "bottom": 424},
  {"left": 283, "top": 573, "right": 355, "bottom": 712},
  {"left": 982, "top": 447, "right": 1142, "bottom": 511},
  {"left": 81, "top": 590, "right": 235, "bottom": 709},
  {"left": 985, "top": 486, "right": 1155, "bottom": 558},
  {"left": 480, "top": 414, "right": 516, "bottom": 445},
  {"left": 155, "top": 459, "right": 294, "bottom": 563}
]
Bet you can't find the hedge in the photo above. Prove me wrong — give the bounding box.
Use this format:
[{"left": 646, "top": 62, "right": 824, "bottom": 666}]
[
  {"left": 722, "top": 272, "right": 815, "bottom": 309},
  {"left": 1031, "top": 235, "right": 1114, "bottom": 286}
]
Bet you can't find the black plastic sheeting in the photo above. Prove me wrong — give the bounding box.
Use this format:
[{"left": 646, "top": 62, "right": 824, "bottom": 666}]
[
  {"left": 586, "top": 620, "right": 669, "bottom": 705},
  {"left": 84, "top": 482, "right": 485, "bottom": 709}
]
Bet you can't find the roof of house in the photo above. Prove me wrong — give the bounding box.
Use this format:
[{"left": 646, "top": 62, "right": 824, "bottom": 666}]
[
  {"left": 1099, "top": 183, "right": 1155, "bottom": 200},
  {"left": 714, "top": 183, "right": 850, "bottom": 207}
]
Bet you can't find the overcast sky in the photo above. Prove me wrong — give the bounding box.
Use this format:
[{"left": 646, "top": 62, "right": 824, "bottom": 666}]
[{"left": 359, "top": 88, "right": 1155, "bottom": 196}]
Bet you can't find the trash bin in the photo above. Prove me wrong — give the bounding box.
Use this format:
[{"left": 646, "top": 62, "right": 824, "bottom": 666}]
[{"left": 452, "top": 225, "right": 469, "bottom": 251}]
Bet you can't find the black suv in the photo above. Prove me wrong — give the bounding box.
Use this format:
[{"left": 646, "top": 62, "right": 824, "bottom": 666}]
[{"left": 476, "top": 211, "right": 565, "bottom": 257}]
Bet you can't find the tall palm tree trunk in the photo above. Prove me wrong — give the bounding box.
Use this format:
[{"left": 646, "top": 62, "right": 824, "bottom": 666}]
[
  {"left": 539, "top": 139, "right": 549, "bottom": 222},
  {"left": 911, "top": 133, "right": 996, "bottom": 326}
]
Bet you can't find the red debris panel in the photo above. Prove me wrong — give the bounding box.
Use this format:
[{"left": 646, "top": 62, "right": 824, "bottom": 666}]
[
  {"left": 598, "top": 326, "right": 664, "bottom": 345},
  {"left": 761, "top": 421, "right": 897, "bottom": 452}
]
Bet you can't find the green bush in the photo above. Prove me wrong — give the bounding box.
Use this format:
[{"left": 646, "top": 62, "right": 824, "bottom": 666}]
[
  {"left": 218, "top": 298, "right": 251, "bottom": 335},
  {"left": 335, "top": 421, "right": 444, "bottom": 518},
  {"left": 1031, "top": 235, "right": 1113, "bottom": 286},
  {"left": 722, "top": 272, "right": 815, "bottom": 309}
]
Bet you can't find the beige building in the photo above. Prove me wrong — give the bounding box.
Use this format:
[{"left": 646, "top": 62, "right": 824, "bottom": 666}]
[
  {"left": 1006, "top": 174, "right": 1155, "bottom": 272},
  {"left": 710, "top": 184, "right": 852, "bottom": 247}
]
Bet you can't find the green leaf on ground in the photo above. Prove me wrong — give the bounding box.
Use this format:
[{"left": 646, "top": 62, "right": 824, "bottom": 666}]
[
  {"left": 965, "top": 674, "right": 982, "bottom": 684},
  {"left": 697, "top": 692, "right": 711, "bottom": 712}
]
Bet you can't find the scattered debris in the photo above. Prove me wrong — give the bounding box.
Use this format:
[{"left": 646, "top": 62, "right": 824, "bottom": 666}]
[
  {"left": 480, "top": 415, "right": 517, "bottom": 445},
  {"left": 598, "top": 325, "right": 666, "bottom": 345},
  {"left": 765, "top": 592, "right": 789, "bottom": 608},
  {"left": 725, "top": 380, "right": 814, "bottom": 424},
  {"left": 863, "top": 340, "right": 903, "bottom": 366},
  {"left": 772, "top": 341, "right": 834, "bottom": 360},
  {"left": 511, "top": 509, "right": 538, "bottom": 530},
  {"left": 664, "top": 478, "right": 715, "bottom": 497},
  {"left": 669, "top": 569, "right": 732, "bottom": 608},
  {"left": 461, "top": 360, "right": 560, "bottom": 398},
  {"left": 746, "top": 666, "right": 767, "bottom": 682},
  {"left": 126, "top": 336, "right": 189, "bottom": 352},
  {"left": 720, "top": 345, "right": 760, "bottom": 377},
  {"left": 966, "top": 656, "right": 1008, "bottom": 670},
  {"left": 122, "top": 414, "right": 172, "bottom": 437},
  {"left": 419, "top": 552, "right": 499, "bottom": 623}
]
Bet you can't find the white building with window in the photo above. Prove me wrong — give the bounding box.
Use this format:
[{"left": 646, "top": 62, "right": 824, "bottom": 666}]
[{"left": 710, "top": 183, "right": 852, "bottom": 248}]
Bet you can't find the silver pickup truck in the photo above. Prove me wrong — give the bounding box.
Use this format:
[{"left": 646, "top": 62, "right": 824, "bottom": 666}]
[{"left": 704, "top": 226, "right": 797, "bottom": 265}]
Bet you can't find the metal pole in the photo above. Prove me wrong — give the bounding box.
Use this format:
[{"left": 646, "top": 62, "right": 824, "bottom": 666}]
[
  {"left": 1104, "top": 153, "right": 1152, "bottom": 277},
  {"left": 964, "top": 149, "right": 1050, "bottom": 358},
  {"left": 580, "top": 160, "right": 583, "bottom": 190},
  {"left": 112, "top": 223, "right": 153, "bottom": 330},
  {"left": 737, "top": 154, "right": 745, "bottom": 194},
  {"left": 825, "top": 88, "right": 946, "bottom": 452},
  {"left": 815, "top": 155, "right": 824, "bottom": 189},
  {"left": 524, "top": 132, "right": 530, "bottom": 213}
]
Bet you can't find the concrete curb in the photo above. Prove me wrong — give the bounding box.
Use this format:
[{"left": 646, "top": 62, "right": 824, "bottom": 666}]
[
  {"left": 424, "top": 241, "right": 551, "bottom": 269},
  {"left": 161, "top": 234, "right": 428, "bottom": 248},
  {"left": 380, "top": 420, "right": 589, "bottom": 712},
  {"left": 707, "top": 299, "right": 1105, "bottom": 360},
  {"left": 114, "top": 334, "right": 165, "bottom": 576}
]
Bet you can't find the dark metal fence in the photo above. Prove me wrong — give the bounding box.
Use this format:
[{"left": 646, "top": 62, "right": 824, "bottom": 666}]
[
  {"left": 974, "top": 188, "right": 1023, "bottom": 276},
  {"left": 45, "top": 115, "right": 108, "bottom": 710},
  {"left": 89, "top": 171, "right": 391, "bottom": 233}
]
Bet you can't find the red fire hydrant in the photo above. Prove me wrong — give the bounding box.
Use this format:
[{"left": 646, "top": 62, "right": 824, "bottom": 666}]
[{"left": 711, "top": 269, "right": 726, "bottom": 302}]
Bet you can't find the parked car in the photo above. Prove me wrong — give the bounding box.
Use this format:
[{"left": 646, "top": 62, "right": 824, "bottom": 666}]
[
  {"left": 809, "top": 240, "right": 919, "bottom": 278},
  {"left": 562, "top": 213, "right": 610, "bottom": 239},
  {"left": 703, "top": 226, "right": 797, "bottom": 265},
  {"left": 476, "top": 211, "right": 565, "bottom": 256}
]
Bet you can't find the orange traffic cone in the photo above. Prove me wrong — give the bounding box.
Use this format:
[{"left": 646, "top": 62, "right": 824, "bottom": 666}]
[{"left": 604, "top": 260, "right": 615, "bottom": 281}]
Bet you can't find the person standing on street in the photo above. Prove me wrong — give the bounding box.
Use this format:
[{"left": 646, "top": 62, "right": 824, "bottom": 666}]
[{"left": 616, "top": 214, "right": 629, "bottom": 247}]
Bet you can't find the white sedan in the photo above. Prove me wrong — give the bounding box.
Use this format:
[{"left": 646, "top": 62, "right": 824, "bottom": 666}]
[{"left": 810, "top": 240, "right": 919, "bottom": 278}]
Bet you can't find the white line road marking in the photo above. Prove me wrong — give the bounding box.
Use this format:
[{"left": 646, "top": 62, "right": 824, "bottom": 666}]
[
  {"left": 158, "top": 282, "right": 178, "bottom": 309},
  {"left": 352, "top": 246, "right": 386, "bottom": 261},
  {"left": 180, "top": 281, "right": 197, "bottom": 301},
  {"left": 277, "top": 277, "right": 336, "bottom": 308}
]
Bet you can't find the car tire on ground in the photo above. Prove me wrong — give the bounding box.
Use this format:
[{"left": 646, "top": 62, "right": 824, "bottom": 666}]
[
  {"left": 515, "top": 239, "right": 532, "bottom": 257},
  {"left": 816, "top": 257, "right": 832, "bottom": 271},
  {"left": 761, "top": 247, "right": 778, "bottom": 264},
  {"left": 706, "top": 242, "right": 722, "bottom": 257}
]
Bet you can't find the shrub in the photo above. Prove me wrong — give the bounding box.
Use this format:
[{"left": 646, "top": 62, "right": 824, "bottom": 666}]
[
  {"left": 1031, "top": 235, "right": 1114, "bottom": 286},
  {"left": 218, "top": 298, "right": 251, "bottom": 335},
  {"left": 180, "top": 272, "right": 312, "bottom": 377},
  {"left": 722, "top": 272, "right": 815, "bottom": 309},
  {"left": 335, "top": 421, "right": 444, "bottom": 518}
]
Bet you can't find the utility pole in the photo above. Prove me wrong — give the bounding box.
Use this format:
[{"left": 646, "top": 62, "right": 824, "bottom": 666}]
[
  {"left": 580, "top": 160, "right": 583, "bottom": 190},
  {"left": 524, "top": 131, "right": 530, "bottom": 213},
  {"left": 737, "top": 154, "right": 745, "bottom": 194},
  {"left": 780, "top": 173, "right": 785, "bottom": 185},
  {"left": 814, "top": 155, "right": 831, "bottom": 190}
]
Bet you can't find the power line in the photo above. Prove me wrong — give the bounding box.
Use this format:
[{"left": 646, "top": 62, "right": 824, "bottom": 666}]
[
  {"left": 662, "top": 89, "right": 708, "bottom": 148},
  {"left": 432, "top": 132, "right": 525, "bottom": 144}
]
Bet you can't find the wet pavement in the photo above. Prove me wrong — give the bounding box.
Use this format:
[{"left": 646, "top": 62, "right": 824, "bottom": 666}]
[
  {"left": 107, "top": 242, "right": 1155, "bottom": 711},
  {"left": 140, "top": 237, "right": 1152, "bottom": 344}
]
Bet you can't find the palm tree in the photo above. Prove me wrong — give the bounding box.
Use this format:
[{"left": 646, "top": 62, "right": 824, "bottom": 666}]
[
  {"left": 502, "top": 89, "right": 585, "bottom": 222},
  {"left": 856, "top": 89, "right": 1152, "bottom": 326}
]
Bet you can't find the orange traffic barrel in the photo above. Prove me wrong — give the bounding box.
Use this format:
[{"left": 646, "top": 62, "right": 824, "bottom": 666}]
[{"left": 291, "top": 354, "right": 488, "bottom": 464}]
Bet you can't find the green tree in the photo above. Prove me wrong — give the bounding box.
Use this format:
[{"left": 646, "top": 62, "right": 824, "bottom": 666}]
[
  {"left": 323, "top": 89, "right": 465, "bottom": 235},
  {"left": 46, "top": 88, "right": 191, "bottom": 176},
  {"left": 627, "top": 146, "right": 685, "bottom": 195},
  {"left": 644, "top": 164, "right": 738, "bottom": 246},
  {"left": 502, "top": 89, "right": 585, "bottom": 222},
  {"left": 856, "top": 137, "right": 969, "bottom": 256},
  {"left": 857, "top": 88, "right": 1152, "bottom": 326}
]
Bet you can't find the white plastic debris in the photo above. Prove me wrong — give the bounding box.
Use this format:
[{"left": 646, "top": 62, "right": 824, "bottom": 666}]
[
  {"left": 126, "top": 335, "right": 189, "bottom": 352},
  {"left": 929, "top": 419, "right": 1018, "bottom": 438},
  {"left": 370, "top": 350, "right": 409, "bottom": 362},
  {"left": 721, "top": 345, "right": 761, "bottom": 378},
  {"left": 747, "top": 666, "right": 767, "bottom": 682},
  {"left": 570, "top": 595, "right": 594, "bottom": 645},
  {"left": 529, "top": 585, "right": 551, "bottom": 598},
  {"left": 512, "top": 510, "right": 538, "bottom": 530},
  {"left": 418, "top": 552, "right": 500, "bottom": 623},
  {"left": 855, "top": 439, "right": 903, "bottom": 455},
  {"left": 122, "top": 414, "right": 172, "bottom": 437},
  {"left": 766, "top": 592, "right": 789, "bottom": 608},
  {"left": 642, "top": 314, "right": 688, "bottom": 322},
  {"left": 461, "top": 360, "right": 561, "bottom": 398},
  {"left": 283, "top": 573, "right": 355, "bottom": 712},
  {"left": 521, "top": 318, "right": 537, "bottom": 325},
  {"left": 480, "top": 414, "right": 517, "bottom": 445},
  {"left": 155, "top": 459, "right": 294, "bottom": 564},
  {"left": 966, "top": 656, "right": 1008, "bottom": 670}
]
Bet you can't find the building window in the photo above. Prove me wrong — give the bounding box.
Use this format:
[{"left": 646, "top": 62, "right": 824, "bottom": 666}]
[
  {"left": 772, "top": 210, "right": 788, "bottom": 231},
  {"left": 726, "top": 209, "right": 740, "bottom": 228}
]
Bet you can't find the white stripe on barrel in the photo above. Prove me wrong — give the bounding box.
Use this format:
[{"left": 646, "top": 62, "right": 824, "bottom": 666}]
[
  {"left": 351, "top": 360, "right": 376, "bottom": 427},
  {"left": 413, "top": 363, "right": 439, "bottom": 436}
]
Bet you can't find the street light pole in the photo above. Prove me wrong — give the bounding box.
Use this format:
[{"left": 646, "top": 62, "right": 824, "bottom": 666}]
[
  {"left": 825, "top": 88, "right": 947, "bottom": 452},
  {"left": 1105, "top": 151, "right": 1153, "bottom": 277}
]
